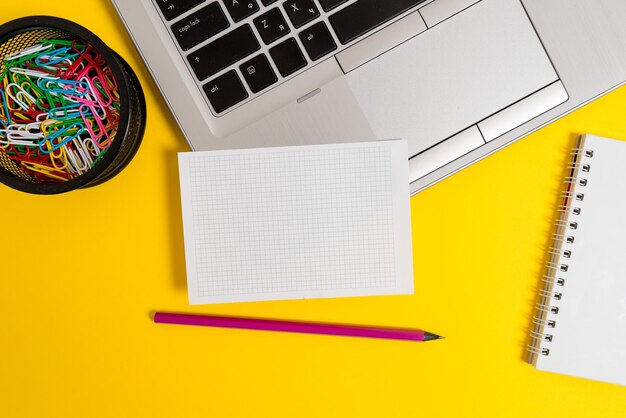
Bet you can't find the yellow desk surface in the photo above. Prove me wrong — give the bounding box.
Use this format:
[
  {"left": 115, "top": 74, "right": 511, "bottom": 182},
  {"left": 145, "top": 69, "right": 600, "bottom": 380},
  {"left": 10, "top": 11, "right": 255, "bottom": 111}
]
[{"left": 1, "top": 2, "right": 625, "bottom": 417}]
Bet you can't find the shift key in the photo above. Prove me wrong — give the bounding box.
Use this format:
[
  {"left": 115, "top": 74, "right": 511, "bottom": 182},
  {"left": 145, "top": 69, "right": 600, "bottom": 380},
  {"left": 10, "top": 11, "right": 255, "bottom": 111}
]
[{"left": 187, "top": 25, "right": 260, "bottom": 81}]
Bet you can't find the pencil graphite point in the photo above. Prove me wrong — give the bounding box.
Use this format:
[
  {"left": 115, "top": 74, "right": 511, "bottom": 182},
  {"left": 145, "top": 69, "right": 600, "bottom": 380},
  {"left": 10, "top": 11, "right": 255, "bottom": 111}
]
[{"left": 423, "top": 332, "right": 444, "bottom": 341}]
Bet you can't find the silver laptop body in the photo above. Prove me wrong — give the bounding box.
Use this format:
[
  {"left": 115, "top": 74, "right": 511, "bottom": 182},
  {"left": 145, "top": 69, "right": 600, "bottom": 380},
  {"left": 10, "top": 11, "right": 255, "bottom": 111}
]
[{"left": 111, "top": 0, "right": 626, "bottom": 194}]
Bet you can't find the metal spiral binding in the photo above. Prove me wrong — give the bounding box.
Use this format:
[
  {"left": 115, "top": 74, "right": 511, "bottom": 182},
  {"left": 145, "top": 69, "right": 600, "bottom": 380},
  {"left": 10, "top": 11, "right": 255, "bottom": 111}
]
[
  {"left": 542, "top": 274, "right": 566, "bottom": 287},
  {"left": 533, "top": 317, "right": 556, "bottom": 328},
  {"left": 561, "top": 191, "right": 585, "bottom": 201},
  {"left": 557, "top": 206, "right": 581, "bottom": 215},
  {"left": 551, "top": 232, "right": 576, "bottom": 244},
  {"left": 554, "top": 219, "right": 578, "bottom": 230},
  {"left": 528, "top": 346, "right": 551, "bottom": 356},
  {"left": 528, "top": 145, "right": 594, "bottom": 360},
  {"left": 539, "top": 289, "right": 563, "bottom": 300},
  {"left": 548, "top": 248, "right": 571, "bottom": 258},
  {"left": 535, "top": 303, "right": 560, "bottom": 315}
]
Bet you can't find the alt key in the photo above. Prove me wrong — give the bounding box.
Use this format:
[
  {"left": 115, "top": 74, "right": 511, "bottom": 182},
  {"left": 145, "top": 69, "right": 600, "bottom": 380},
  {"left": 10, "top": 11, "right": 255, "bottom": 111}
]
[{"left": 298, "top": 21, "right": 337, "bottom": 61}]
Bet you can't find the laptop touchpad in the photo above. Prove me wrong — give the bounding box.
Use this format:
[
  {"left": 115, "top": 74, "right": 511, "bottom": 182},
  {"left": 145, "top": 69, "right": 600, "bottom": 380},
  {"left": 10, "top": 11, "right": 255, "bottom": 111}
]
[{"left": 345, "top": 0, "right": 558, "bottom": 157}]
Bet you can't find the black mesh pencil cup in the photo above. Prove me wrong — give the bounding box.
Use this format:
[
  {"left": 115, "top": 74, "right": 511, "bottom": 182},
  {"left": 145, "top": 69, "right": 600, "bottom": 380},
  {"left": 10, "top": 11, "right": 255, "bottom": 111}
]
[{"left": 0, "top": 16, "right": 146, "bottom": 194}]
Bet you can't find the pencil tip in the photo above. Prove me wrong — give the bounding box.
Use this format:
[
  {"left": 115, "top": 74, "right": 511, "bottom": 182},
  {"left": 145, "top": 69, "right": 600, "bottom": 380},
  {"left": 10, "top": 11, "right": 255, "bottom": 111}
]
[{"left": 423, "top": 332, "right": 444, "bottom": 341}]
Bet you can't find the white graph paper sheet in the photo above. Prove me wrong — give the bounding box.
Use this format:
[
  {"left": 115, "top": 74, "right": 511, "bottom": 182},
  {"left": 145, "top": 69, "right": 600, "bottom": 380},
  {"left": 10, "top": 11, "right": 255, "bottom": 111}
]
[{"left": 178, "top": 140, "right": 414, "bottom": 304}]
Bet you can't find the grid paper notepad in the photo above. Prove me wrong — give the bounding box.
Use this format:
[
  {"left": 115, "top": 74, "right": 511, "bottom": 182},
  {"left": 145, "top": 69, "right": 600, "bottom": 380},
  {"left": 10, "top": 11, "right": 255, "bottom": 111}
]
[{"left": 178, "top": 140, "right": 413, "bottom": 304}]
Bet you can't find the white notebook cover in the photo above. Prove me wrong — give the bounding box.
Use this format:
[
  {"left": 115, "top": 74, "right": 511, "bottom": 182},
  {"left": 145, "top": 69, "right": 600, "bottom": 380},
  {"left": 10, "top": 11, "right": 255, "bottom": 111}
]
[
  {"left": 178, "top": 140, "right": 414, "bottom": 304},
  {"left": 531, "top": 134, "right": 626, "bottom": 386}
]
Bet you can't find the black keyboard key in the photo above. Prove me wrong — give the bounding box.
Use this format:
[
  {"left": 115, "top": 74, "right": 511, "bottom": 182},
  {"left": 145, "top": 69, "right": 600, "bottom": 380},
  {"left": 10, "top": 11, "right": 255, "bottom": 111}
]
[
  {"left": 283, "top": 0, "right": 320, "bottom": 28},
  {"left": 240, "top": 54, "right": 278, "bottom": 93},
  {"left": 223, "top": 0, "right": 259, "bottom": 22},
  {"left": 298, "top": 22, "right": 337, "bottom": 61},
  {"left": 156, "top": 0, "right": 205, "bottom": 21},
  {"left": 260, "top": 0, "right": 278, "bottom": 5},
  {"left": 171, "top": 3, "right": 230, "bottom": 51},
  {"left": 329, "top": 0, "right": 426, "bottom": 45},
  {"left": 253, "top": 8, "right": 290, "bottom": 45},
  {"left": 187, "top": 24, "right": 260, "bottom": 80},
  {"left": 269, "top": 38, "right": 307, "bottom": 77},
  {"left": 318, "top": 0, "right": 348, "bottom": 12},
  {"left": 203, "top": 70, "right": 249, "bottom": 113}
]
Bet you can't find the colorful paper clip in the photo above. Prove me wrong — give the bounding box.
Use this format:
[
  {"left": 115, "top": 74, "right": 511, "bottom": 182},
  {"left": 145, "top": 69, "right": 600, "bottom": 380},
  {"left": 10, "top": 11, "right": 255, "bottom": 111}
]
[{"left": 0, "top": 37, "right": 121, "bottom": 181}]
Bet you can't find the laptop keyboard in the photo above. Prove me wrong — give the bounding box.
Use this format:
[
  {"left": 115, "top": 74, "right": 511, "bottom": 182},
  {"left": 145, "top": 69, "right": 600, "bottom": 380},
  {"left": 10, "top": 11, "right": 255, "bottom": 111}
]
[{"left": 154, "top": 0, "right": 427, "bottom": 114}]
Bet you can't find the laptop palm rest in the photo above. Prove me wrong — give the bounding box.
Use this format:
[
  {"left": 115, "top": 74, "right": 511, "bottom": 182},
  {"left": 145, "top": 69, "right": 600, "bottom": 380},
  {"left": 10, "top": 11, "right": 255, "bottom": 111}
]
[
  {"left": 344, "top": 0, "right": 559, "bottom": 158},
  {"left": 226, "top": 77, "right": 376, "bottom": 148}
]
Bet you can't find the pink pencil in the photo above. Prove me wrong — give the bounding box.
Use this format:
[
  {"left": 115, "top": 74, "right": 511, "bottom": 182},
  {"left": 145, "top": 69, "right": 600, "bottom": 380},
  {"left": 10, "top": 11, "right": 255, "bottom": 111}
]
[{"left": 154, "top": 312, "right": 443, "bottom": 342}]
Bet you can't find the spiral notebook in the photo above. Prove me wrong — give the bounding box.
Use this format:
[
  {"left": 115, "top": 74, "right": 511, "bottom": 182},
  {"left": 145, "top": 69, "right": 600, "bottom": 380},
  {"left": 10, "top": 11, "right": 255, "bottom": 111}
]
[
  {"left": 178, "top": 140, "right": 413, "bottom": 304},
  {"left": 528, "top": 134, "right": 626, "bottom": 386}
]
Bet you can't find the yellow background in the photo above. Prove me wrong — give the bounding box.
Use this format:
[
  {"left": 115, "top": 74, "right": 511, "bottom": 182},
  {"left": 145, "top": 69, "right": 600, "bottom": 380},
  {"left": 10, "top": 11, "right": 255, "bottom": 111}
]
[{"left": 1, "top": 2, "right": 625, "bottom": 417}]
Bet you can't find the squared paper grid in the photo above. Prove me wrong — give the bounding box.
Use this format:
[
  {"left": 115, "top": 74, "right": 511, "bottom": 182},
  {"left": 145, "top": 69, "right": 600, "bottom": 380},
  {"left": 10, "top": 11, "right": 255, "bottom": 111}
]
[{"left": 180, "top": 141, "right": 412, "bottom": 303}]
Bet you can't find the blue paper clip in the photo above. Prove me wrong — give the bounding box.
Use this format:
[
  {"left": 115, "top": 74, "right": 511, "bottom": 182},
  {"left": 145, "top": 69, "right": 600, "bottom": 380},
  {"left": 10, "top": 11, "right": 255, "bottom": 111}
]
[
  {"left": 38, "top": 77, "right": 90, "bottom": 97},
  {"left": 38, "top": 122, "right": 85, "bottom": 154},
  {"left": 34, "top": 46, "right": 79, "bottom": 66}
]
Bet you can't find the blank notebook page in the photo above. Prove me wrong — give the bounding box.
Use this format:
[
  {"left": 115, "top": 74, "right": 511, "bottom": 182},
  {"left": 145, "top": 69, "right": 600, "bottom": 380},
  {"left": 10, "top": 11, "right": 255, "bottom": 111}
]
[
  {"left": 533, "top": 134, "right": 626, "bottom": 386},
  {"left": 178, "top": 140, "right": 413, "bottom": 304}
]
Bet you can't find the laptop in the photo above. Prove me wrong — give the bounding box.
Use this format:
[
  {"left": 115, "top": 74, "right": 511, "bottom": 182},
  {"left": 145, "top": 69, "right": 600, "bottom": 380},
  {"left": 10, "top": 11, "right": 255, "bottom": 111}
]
[{"left": 111, "top": 0, "right": 626, "bottom": 194}]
